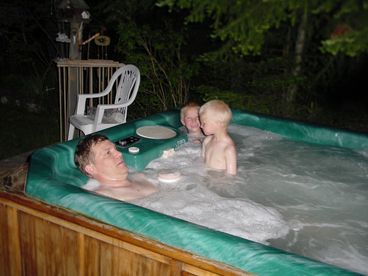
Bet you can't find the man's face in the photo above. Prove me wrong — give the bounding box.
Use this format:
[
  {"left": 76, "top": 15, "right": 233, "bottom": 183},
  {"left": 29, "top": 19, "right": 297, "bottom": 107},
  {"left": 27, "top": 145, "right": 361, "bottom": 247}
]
[
  {"left": 182, "top": 107, "right": 200, "bottom": 133},
  {"left": 87, "top": 140, "right": 128, "bottom": 182}
]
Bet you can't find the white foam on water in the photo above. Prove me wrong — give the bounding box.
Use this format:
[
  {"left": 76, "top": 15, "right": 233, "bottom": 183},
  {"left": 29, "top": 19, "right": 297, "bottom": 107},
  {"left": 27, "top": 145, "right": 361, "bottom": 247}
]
[
  {"left": 133, "top": 124, "right": 368, "bottom": 274},
  {"left": 134, "top": 143, "right": 289, "bottom": 244}
]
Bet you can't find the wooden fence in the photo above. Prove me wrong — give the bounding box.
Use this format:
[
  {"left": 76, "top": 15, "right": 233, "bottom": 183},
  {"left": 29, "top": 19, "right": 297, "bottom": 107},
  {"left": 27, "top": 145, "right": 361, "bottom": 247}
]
[{"left": 56, "top": 59, "right": 123, "bottom": 141}]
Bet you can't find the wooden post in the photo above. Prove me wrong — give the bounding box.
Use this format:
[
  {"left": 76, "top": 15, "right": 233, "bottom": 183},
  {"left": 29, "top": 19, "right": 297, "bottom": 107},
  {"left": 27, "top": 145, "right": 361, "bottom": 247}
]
[
  {"left": 67, "top": 20, "right": 83, "bottom": 139},
  {"left": 69, "top": 20, "right": 82, "bottom": 60}
]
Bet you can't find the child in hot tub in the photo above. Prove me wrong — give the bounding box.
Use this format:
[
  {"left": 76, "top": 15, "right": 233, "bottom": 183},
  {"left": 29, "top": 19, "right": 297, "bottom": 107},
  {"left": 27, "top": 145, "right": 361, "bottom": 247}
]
[
  {"left": 180, "top": 101, "right": 205, "bottom": 144},
  {"left": 199, "top": 100, "right": 237, "bottom": 175},
  {"left": 75, "top": 134, "right": 157, "bottom": 201}
]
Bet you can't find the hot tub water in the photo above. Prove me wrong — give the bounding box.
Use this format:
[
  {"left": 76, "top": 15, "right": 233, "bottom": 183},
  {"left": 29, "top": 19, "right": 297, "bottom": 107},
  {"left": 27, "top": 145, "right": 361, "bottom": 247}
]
[{"left": 132, "top": 124, "right": 368, "bottom": 275}]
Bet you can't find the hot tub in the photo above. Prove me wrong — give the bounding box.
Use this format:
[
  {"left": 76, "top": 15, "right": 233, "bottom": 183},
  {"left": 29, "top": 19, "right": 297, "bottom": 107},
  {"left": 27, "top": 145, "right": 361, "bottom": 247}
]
[{"left": 23, "top": 110, "right": 366, "bottom": 275}]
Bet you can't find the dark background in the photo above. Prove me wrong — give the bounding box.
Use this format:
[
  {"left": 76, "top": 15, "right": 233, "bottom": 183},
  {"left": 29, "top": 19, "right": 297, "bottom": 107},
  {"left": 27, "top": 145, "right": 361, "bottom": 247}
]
[{"left": 0, "top": 0, "right": 367, "bottom": 159}]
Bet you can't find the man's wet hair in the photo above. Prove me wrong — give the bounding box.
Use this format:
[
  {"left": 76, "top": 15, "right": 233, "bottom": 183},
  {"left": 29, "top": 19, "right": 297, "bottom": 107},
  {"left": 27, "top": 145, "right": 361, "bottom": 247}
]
[{"left": 75, "top": 134, "right": 109, "bottom": 175}]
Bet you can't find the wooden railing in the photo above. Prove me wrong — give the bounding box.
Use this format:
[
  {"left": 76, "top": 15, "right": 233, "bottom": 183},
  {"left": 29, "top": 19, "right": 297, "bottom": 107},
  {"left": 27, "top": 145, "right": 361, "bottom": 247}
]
[
  {"left": 0, "top": 191, "right": 248, "bottom": 276},
  {"left": 56, "top": 59, "right": 123, "bottom": 141},
  {"left": 0, "top": 153, "right": 249, "bottom": 276}
]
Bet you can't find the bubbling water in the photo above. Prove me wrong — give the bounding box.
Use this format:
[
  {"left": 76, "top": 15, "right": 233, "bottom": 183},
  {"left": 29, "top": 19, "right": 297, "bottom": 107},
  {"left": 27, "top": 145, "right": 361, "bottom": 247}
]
[{"left": 132, "top": 125, "right": 368, "bottom": 274}]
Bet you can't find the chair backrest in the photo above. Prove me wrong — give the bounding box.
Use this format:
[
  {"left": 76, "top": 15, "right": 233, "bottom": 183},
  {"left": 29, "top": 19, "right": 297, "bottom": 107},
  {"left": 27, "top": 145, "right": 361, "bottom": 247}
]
[{"left": 114, "top": 64, "right": 140, "bottom": 106}]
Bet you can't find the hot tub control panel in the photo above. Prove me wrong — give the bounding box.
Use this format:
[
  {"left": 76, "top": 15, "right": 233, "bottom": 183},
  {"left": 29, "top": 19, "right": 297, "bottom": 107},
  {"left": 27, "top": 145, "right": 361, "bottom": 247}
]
[
  {"left": 115, "top": 127, "right": 187, "bottom": 171},
  {"left": 116, "top": 136, "right": 141, "bottom": 148}
]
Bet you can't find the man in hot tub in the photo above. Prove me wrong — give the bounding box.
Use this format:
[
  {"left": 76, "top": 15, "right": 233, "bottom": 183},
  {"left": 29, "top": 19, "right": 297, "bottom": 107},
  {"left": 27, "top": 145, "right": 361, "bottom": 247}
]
[{"left": 75, "top": 134, "right": 157, "bottom": 201}]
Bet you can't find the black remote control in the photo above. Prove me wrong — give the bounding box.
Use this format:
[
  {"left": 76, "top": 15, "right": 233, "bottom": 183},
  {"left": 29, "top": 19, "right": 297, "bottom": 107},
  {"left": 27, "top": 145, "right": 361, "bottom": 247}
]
[{"left": 116, "top": 136, "right": 141, "bottom": 148}]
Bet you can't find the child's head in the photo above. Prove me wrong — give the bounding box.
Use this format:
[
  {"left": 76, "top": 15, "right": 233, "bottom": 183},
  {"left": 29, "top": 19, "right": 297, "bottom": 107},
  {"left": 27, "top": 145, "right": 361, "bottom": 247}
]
[
  {"left": 180, "top": 102, "right": 201, "bottom": 134},
  {"left": 199, "top": 100, "right": 232, "bottom": 134}
]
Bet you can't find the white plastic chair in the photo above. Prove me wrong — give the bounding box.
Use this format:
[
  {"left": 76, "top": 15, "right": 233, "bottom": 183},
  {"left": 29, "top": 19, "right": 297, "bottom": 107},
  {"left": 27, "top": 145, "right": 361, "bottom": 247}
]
[{"left": 68, "top": 64, "right": 140, "bottom": 140}]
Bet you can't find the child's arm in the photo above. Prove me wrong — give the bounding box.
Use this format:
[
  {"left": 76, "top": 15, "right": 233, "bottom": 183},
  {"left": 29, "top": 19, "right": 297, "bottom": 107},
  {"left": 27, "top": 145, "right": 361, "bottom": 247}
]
[
  {"left": 225, "top": 144, "right": 237, "bottom": 175},
  {"left": 201, "top": 136, "right": 209, "bottom": 159}
]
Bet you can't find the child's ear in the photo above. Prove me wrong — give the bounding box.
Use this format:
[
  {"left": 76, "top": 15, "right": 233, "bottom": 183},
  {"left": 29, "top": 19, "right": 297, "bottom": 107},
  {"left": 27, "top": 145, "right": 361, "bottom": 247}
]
[{"left": 180, "top": 118, "right": 185, "bottom": 125}]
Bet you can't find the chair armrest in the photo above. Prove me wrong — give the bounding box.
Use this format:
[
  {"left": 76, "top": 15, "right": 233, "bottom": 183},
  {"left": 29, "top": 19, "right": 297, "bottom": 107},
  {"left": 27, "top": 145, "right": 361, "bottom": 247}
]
[
  {"left": 74, "top": 94, "right": 88, "bottom": 115},
  {"left": 95, "top": 102, "right": 132, "bottom": 110},
  {"left": 92, "top": 103, "right": 127, "bottom": 126},
  {"left": 75, "top": 91, "right": 112, "bottom": 115},
  {"left": 79, "top": 91, "right": 110, "bottom": 100},
  {"left": 93, "top": 101, "right": 135, "bottom": 129}
]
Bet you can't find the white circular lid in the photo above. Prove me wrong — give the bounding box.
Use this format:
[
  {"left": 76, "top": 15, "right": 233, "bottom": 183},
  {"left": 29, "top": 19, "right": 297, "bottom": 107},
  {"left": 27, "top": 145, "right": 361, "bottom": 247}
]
[
  {"left": 128, "top": 146, "right": 140, "bottom": 154},
  {"left": 136, "top": 125, "right": 176, "bottom": 139},
  {"left": 158, "top": 170, "right": 181, "bottom": 183}
]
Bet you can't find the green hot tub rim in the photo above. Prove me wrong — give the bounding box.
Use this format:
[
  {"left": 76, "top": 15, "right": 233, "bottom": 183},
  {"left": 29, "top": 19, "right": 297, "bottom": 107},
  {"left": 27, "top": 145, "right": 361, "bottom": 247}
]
[{"left": 25, "top": 109, "right": 365, "bottom": 276}]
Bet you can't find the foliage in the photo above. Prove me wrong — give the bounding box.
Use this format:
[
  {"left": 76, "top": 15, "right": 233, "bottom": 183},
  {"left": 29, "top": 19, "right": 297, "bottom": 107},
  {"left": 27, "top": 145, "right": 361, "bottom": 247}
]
[
  {"left": 156, "top": 0, "right": 368, "bottom": 120},
  {"left": 158, "top": 0, "right": 368, "bottom": 57},
  {"left": 0, "top": 1, "right": 59, "bottom": 112},
  {"left": 0, "top": 1, "right": 58, "bottom": 73},
  {"left": 322, "top": 28, "right": 368, "bottom": 57},
  {"left": 159, "top": 0, "right": 296, "bottom": 56},
  {"left": 0, "top": 105, "right": 58, "bottom": 159},
  {"left": 93, "top": 0, "right": 198, "bottom": 116},
  {"left": 320, "top": 1, "right": 368, "bottom": 57},
  {"left": 196, "top": 85, "right": 245, "bottom": 109},
  {"left": 0, "top": 0, "right": 367, "bottom": 160},
  {"left": 117, "top": 23, "right": 194, "bottom": 114}
]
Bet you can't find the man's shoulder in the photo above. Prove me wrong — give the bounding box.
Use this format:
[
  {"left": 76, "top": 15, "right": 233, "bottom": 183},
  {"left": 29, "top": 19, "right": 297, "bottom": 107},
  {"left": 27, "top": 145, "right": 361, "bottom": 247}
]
[{"left": 82, "top": 178, "right": 100, "bottom": 191}]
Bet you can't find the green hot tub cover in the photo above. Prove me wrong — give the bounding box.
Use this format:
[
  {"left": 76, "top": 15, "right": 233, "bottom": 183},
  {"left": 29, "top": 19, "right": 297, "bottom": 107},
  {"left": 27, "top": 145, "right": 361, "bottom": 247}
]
[{"left": 26, "top": 110, "right": 365, "bottom": 275}]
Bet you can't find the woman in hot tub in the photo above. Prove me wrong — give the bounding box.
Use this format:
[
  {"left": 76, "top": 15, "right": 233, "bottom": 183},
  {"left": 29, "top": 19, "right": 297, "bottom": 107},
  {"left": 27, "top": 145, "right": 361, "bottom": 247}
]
[{"left": 75, "top": 134, "right": 157, "bottom": 201}]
